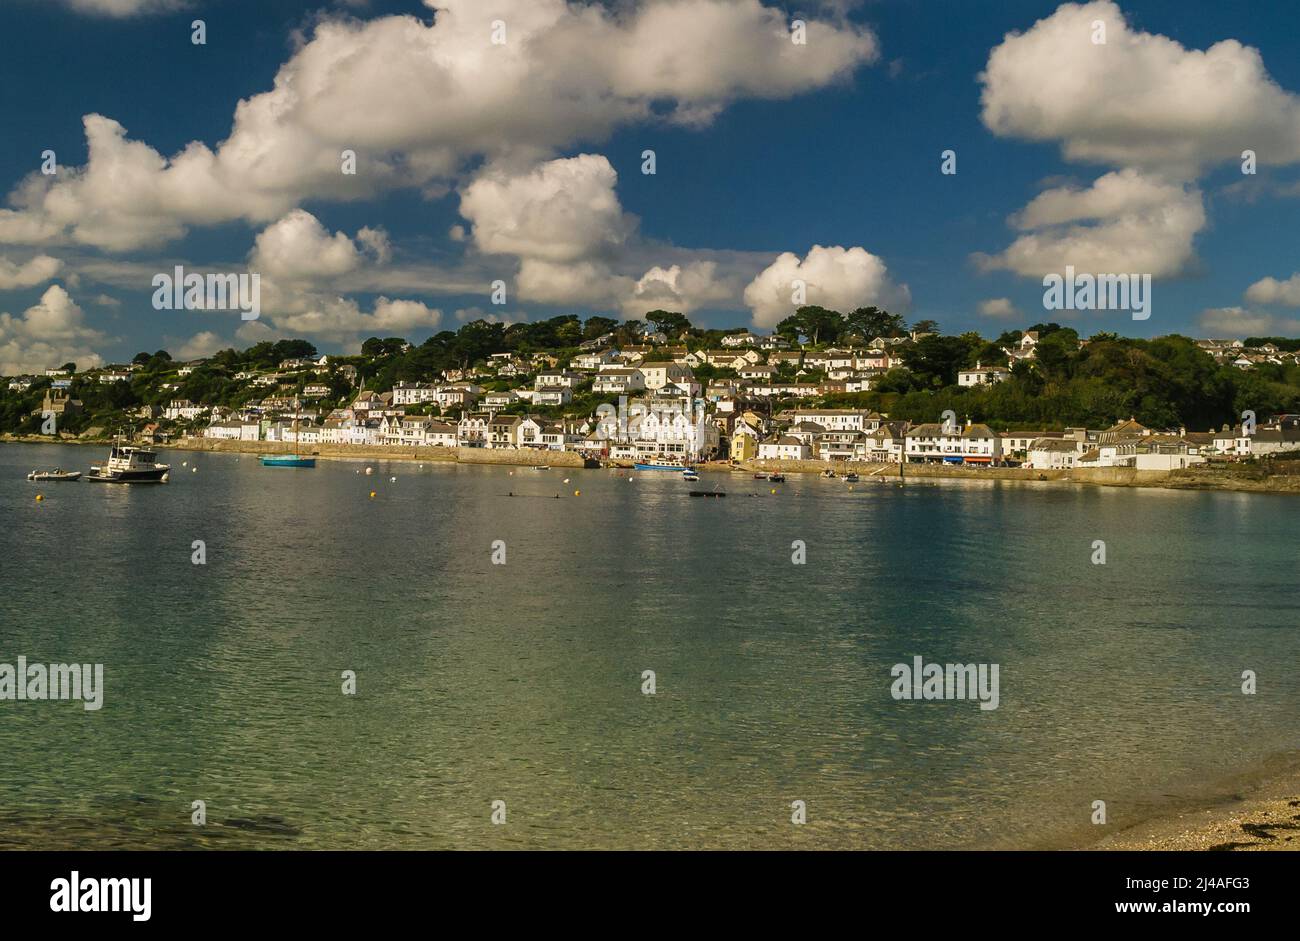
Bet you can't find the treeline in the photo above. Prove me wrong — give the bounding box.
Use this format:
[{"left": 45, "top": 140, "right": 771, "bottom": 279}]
[{"left": 827, "top": 330, "right": 1300, "bottom": 431}]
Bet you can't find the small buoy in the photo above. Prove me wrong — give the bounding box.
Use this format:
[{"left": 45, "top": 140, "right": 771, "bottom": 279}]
[
  {"left": 35, "top": 494, "right": 43, "bottom": 502},
  {"left": 365, "top": 467, "right": 373, "bottom": 475},
  {"left": 563, "top": 478, "right": 569, "bottom": 484},
  {"left": 390, "top": 476, "right": 396, "bottom": 482},
  {"left": 574, "top": 490, "right": 580, "bottom": 496},
  {"left": 770, "top": 488, "right": 776, "bottom": 494},
  {"left": 509, "top": 471, "right": 514, "bottom": 476},
  {"left": 369, "top": 490, "right": 376, "bottom": 498},
  {"left": 182, "top": 461, "right": 188, "bottom": 467},
  {"left": 192, "top": 467, "right": 197, "bottom": 473}
]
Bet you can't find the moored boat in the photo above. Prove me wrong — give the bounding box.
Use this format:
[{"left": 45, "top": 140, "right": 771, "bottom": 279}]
[
  {"left": 634, "top": 460, "right": 693, "bottom": 472},
  {"left": 260, "top": 455, "right": 316, "bottom": 467},
  {"left": 682, "top": 469, "right": 700, "bottom": 481},
  {"left": 261, "top": 410, "right": 316, "bottom": 467},
  {"left": 27, "top": 468, "right": 81, "bottom": 481},
  {"left": 767, "top": 473, "right": 786, "bottom": 483},
  {"left": 843, "top": 472, "right": 860, "bottom": 483},
  {"left": 86, "top": 446, "right": 170, "bottom": 483}
]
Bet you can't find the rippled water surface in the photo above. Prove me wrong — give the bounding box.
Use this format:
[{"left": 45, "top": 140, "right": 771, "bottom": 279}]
[{"left": 1, "top": 443, "right": 1297, "bottom": 849}]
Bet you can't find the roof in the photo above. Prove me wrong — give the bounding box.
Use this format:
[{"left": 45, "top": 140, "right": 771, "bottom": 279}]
[
  {"left": 1030, "top": 438, "right": 1080, "bottom": 452},
  {"left": 908, "top": 423, "right": 995, "bottom": 439}
]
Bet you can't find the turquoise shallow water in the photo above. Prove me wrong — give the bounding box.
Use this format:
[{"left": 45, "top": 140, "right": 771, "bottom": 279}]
[{"left": 1, "top": 442, "right": 1297, "bottom": 849}]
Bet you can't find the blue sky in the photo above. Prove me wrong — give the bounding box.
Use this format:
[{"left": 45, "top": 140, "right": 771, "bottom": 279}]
[{"left": 3, "top": 0, "right": 1300, "bottom": 369}]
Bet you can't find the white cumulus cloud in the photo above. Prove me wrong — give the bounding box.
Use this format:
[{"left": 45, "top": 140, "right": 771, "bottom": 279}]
[
  {"left": 1245, "top": 273, "right": 1300, "bottom": 307},
  {"left": 1, "top": 0, "right": 876, "bottom": 252},
  {"left": 250, "top": 209, "right": 386, "bottom": 282},
  {"left": 978, "top": 297, "right": 1021, "bottom": 319},
  {"left": 980, "top": 0, "right": 1300, "bottom": 174},
  {"left": 0, "top": 254, "right": 62, "bottom": 290},
  {"left": 977, "top": 169, "right": 1205, "bottom": 278},
  {"left": 743, "top": 245, "right": 911, "bottom": 328},
  {"left": 0, "top": 285, "right": 107, "bottom": 375}
]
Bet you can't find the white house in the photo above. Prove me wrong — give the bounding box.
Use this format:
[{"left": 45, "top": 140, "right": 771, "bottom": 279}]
[
  {"left": 453, "top": 413, "right": 487, "bottom": 447},
  {"left": 427, "top": 421, "right": 458, "bottom": 447},
  {"left": 638, "top": 361, "right": 694, "bottom": 390},
  {"left": 786, "top": 409, "right": 879, "bottom": 433},
  {"left": 392, "top": 382, "right": 438, "bottom": 405},
  {"left": 958, "top": 363, "right": 1010, "bottom": 387},
  {"left": 905, "top": 422, "right": 1000, "bottom": 464},
  {"left": 483, "top": 390, "right": 521, "bottom": 410},
  {"left": 758, "top": 435, "right": 811, "bottom": 460},
  {"left": 572, "top": 349, "right": 619, "bottom": 370},
  {"left": 533, "top": 387, "right": 572, "bottom": 406},
  {"left": 204, "top": 421, "right": 246, "bottom": 440},
  {"left": 1027, "top": 438, "right": 1083, "bottom": 469},
  {"left": 535, "top": 370, "right": 585, "bottom": 390},
  {"left": 164, "top": 399, "right": 207, "bottom": 421},
  {"left": 592, "top": 368, "right": 646, "bottom": 394}
]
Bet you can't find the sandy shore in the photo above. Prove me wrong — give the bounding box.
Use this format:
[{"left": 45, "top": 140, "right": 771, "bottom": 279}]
[{"left": 1091, "top": 753, "right": 1300, "bottom": 851}]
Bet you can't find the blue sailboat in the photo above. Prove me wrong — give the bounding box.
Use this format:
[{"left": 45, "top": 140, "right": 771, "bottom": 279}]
[
  {"left": 260, "top": 455, "right": 316, "bottom": 467},
  {"left": 261, "top": 411, "right": 316, "bottom": 467}
]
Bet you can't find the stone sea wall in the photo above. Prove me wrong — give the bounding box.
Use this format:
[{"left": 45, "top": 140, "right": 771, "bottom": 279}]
[{"left": 171, "top": 437, "right": 586, "bottom": 467}]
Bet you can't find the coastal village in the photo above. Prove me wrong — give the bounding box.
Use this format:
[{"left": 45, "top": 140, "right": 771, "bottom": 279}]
[{"left": 7, "top": 325, "right": 1300, "bottom": 472}]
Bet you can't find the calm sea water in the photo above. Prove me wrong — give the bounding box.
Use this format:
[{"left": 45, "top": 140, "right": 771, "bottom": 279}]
[{"left": 1, "top": 442, "right": 1297, "bottom": 849}]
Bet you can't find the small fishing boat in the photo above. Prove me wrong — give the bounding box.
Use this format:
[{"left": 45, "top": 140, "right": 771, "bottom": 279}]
[
  {"left": 688, "top": 490, "right": 726, "bottom": 498},
  {"left": 531, "top": 464, "right": 551, "bottom": 470},
  {"left": 821, "top": 469, "right": 837, "bottom": 479},
  {"left": 260, "top": 455, "right": 316, "bottom": 467},
  {"left": 582, "top": 457, "right": 602, "bottom": 469},
  {"left": 767, "top": 473, "right": 786, "bottom": 483},
  {"left": 86, "top": 446, "right": 169, "bottom": 483},
  {"left": 681, "top": 469, "right": 700, "bottom": 481},
  {"left": 27, "top": 468, "right": 80, "bottom": 481},
  {"left": 843, "top": 472, "right": 860, "bottom": 483},
  {"left": 752, "top": 472, "right": 769, "bottom": 480}
]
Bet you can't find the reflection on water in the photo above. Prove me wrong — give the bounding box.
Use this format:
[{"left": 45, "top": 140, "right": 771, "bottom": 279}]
[{"left": 1, "top": 443, "right": 1298, "bottom": 849}]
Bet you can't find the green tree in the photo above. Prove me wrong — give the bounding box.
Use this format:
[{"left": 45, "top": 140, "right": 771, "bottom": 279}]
[
  {"left": 644, "top": 310, "right": 692, "bottom": 336},
  {"left": 844, "top": 306, "right": 906, "bottom": 339},
  {"left": 582, "top": 316, "right": 619, "bottom": 341}
]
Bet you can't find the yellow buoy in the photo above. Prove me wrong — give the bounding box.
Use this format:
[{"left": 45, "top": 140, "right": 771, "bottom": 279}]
[
  {"left": 574, "top": 490, "right": 580, "bottom": 496},
  {"left": 770, "top": 488, "right": 776, "bottom": 494},
  {"left": 369, "top": 490, "right": 376, "bottom": 498},
  {"left": 35, "top": 493, "right": 43, "bottom": 502}
]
